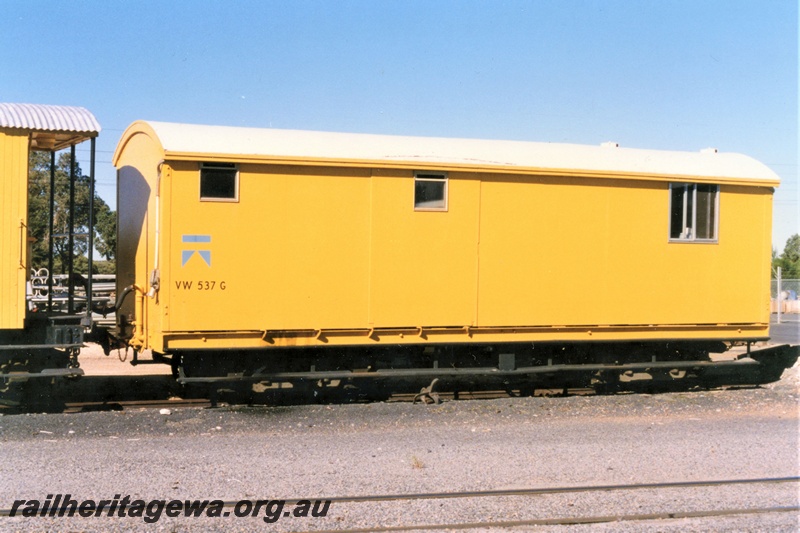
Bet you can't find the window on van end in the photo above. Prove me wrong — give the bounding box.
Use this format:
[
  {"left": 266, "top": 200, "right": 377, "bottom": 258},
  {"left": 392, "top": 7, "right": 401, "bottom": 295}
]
[
  {"left": 414, "top": 172, "right": 447, "bottom": 211},
  {"left": 669, "top": 183, "right": 718, "bottom": 241},
  {"left": 200, "top": 162, "right": 238, "bottom": 201}
]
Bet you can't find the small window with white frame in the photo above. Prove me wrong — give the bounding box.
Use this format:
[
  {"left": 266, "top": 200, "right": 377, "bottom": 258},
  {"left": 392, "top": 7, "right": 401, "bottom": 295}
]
[
  {"left": 200, "top": 162, "right": 239, "bottom": 202},
  {"left": 669, "top": 183, "right": 718, "bottom": 242},
  {"left": 414, "top": 172, "right": 448, "bottom": 211}
]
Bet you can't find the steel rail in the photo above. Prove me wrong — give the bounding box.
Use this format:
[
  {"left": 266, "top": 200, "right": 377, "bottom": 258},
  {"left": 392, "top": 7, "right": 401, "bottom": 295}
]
[
  {"left": 279, "top": 476, "right": 800, "bottom": 505},
  {"left": 1, "top": 477, "right": 796, "bottom": 521},
  {"left": 292, "top": 477, "right": 799, "bottom": 531},
  {"left": 0, "top": 388, "right": 588, "bottom": 413},
  {"left": 61, "top": 398, "right": 211, "bottom": 412},
  {"left": 296, "top": 506, "right": 800, "bottom": 532}
]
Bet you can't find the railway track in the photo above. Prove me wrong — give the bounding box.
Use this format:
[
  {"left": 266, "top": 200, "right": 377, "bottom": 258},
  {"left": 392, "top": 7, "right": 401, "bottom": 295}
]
[
  {"left": 0, "top": 385, "right": 618, "bottom": 414},
  {"left": 0, "top": 382, "right": 770, "bottom": 414},
  {"left": 286, "top": 476, "right": 800, "bottom": 504},
  {"left": 0, "top": 392, "right": 533, "bottom": 414},
  {"left": 286, "top": 477, "right": 800, "bottom": 532},
  {"left": 60, "top": 398, "right": 213, "bottom": 413},
  {"left": 0, "top": 397, "right": 212, "bottom": 414},
  {"left": 4, "top": 477, "right": 792, "bottom": 528},
  {"left": 301, "top": 506, "right": 800, "bottom": 532}
]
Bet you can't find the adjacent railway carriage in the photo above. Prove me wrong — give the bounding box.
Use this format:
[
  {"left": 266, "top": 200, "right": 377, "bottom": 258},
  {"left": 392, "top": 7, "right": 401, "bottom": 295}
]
[
  {"left": 112, "top": 121, "right": 786, "bottom": 386},
  {"left": 0, "top": 103, "right": 100, "bottom": 385}
]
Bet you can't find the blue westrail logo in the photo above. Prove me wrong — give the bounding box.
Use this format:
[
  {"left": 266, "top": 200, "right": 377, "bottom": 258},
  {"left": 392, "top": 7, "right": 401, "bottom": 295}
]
[{"left": 182, "top": 235, "right": 211, "bottom": 267}]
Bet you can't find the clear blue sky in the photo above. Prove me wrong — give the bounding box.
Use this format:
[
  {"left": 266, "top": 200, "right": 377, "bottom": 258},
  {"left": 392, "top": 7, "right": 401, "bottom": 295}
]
[{"left": 1, "top": 1, "right": 797, "bottom": 250}]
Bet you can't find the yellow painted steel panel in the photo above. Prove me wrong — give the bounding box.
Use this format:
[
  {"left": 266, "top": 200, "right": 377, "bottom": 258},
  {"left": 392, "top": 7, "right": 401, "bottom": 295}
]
[
  {"left": 164, "top": 163, "right": 372, "bottom": 334},
  {"left": 115, "top": 129, "right": 160, "bottom": 347},
  {"left": 146, "top": 168, "right": 773, "bottom": 350},
  {"left": 476, "top": 176, "right": 772, "bottom": 327},
  {"left": 367, "top": 169, "right": 480, "bottom": 327},
  {"left": 0, "top": 130, "right": 29, "bottom": 330}
]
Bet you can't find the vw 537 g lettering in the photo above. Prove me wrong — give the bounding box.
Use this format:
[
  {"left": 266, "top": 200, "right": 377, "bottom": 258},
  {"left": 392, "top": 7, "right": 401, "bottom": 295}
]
[{"left": 174, "top": 281, "right": 227, "bottom": 291}]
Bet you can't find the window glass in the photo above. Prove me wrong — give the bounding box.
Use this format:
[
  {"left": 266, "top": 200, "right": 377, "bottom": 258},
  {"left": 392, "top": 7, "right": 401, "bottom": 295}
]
[
  {"left": 414, "top": 173, "right": 447, "bottom": 210},
  {"left": 200, "top": 163, "right": 238, "bottom": 201},
  {"left": 670, "top": 184, "right": 686, "bottom": 239},
  {"left": 669, "top": 183, "right": 718, "bottom": 242},
  {"left": 695, "top": 184, "right": 717, "bottom": 240}
]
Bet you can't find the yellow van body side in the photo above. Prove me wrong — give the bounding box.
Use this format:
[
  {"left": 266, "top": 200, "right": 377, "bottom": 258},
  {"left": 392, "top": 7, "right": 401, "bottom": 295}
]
[{"left": 0, "top": 130, "right": 30, "bottom": 330}]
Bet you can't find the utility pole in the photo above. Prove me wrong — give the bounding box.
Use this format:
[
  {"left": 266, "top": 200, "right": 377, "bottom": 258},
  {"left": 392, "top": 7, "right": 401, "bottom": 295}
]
[{"left": 776, "top": 266, "right": 782, "bottom": 325}]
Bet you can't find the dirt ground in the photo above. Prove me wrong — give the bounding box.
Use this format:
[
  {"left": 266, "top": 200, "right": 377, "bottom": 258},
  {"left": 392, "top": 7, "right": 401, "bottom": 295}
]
[{"left": 77, "top": 344, "right": 170, "bottom": 376}]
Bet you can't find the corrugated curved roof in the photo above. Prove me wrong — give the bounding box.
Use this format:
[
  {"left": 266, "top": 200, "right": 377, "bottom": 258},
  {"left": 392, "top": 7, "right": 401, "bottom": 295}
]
[
  {"left": 0, "top": 103, "right": 100, "bottom": 150},
  {"left": 0, "top": 103, "right": 100, "bottom": 133},
  {"left": 114, "top": 120, "right": 780, "bottom": 186}
]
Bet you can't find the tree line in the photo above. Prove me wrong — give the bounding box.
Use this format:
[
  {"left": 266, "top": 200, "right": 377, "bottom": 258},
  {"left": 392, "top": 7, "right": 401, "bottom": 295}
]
[
  {"left": 773, "top": 234, "right": 800, "bottom": 279},
  {"left": 27, "top": 151, "right": 116, "bottom": 275}
]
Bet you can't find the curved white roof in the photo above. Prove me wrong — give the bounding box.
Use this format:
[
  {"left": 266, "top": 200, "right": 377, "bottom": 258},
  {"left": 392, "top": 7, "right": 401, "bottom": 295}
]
[
  {"left": 115, "top": 121, "right": 780, "bottom": 186},
  {"left": 0, "top": 103, "right": 100, "bottom": 150}
]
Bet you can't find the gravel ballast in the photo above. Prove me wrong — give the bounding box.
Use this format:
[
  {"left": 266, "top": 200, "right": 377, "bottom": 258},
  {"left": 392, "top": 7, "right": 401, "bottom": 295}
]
[{"left": 2, "top": 379, "right": 798, "bottom": 531}]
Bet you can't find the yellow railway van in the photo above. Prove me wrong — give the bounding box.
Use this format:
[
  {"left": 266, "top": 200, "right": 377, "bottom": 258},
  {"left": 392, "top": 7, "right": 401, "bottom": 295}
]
[{"left": 112, "top": 120, "right": 792, "bottom": 387}]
